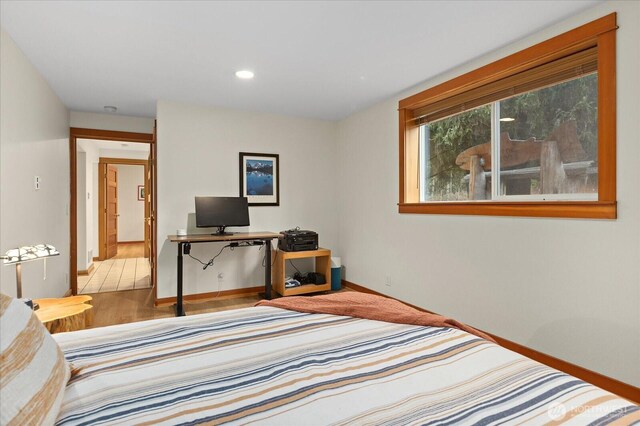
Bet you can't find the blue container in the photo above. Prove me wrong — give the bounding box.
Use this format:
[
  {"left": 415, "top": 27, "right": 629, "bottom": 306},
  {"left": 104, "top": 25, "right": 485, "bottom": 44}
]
[
  {"left": 330, "top": 257, "right": 342, "bottom": 291},
  {"left": 331, "top": 267, "right": 341, "bottom": 291}
]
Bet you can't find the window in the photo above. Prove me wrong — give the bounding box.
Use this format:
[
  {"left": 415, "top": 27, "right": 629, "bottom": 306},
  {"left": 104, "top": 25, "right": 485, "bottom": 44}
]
[{"left": 399, "top": 14, "right": 617, "bottom": 219}]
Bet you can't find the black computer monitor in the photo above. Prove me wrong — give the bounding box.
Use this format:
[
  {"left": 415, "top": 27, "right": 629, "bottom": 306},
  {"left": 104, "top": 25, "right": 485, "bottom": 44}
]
[{"left": 195, "top": 196, "right": 250, "bottom": 235}]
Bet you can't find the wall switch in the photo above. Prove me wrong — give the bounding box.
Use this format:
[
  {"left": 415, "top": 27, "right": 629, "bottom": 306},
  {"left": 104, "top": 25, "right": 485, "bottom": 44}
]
[
  {"left": 34, "top": 176, "right": 41, "bottom": 190},
  {"left": 385, "top": 274, "right": 392, "bottom": 286}
]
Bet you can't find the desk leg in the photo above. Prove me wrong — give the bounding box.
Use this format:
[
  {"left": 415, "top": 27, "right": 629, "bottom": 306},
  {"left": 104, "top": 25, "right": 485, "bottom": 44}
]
[
  {"left": 176, "top": 242, "right": 185, "bottom": 316},
  {"left": 265, "top": 240, "right": 272, "bottom": 300}
]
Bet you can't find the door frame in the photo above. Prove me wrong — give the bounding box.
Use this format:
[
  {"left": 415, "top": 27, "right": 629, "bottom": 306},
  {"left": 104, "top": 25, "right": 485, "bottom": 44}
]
[
  {"left": 69, "top": 128, "right": 156, "bottom": 300},
  {"left": 98, "top": 158, "right": 149, "bottom": 260}
]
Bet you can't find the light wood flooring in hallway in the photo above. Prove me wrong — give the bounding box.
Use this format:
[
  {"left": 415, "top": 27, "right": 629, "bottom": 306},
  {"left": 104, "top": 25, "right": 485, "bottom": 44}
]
[{"left": 79, "top": 243, "right": 150, "bottom": 294}]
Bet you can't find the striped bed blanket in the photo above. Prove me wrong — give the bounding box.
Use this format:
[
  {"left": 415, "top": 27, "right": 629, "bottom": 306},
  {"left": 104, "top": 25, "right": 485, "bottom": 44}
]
[{"left": 53, "top": 306, "right": 639, "bottom": 425}]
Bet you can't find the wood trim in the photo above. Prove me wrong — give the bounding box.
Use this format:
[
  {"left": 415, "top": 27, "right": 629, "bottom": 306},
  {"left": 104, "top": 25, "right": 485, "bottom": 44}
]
[
  {"left": 92, "top": 256, "right": 100, "bottom": 261},
  {"left": 117, "top": 240, "right": 145, "bottom": 245},
  {"left": 98, "top": 163, "right": 106, "bottom": 260},
  {"left": 77, "top": 263, "right": 94, "bottom": 276},
  {"left": 151, "top": 121, "right": 158, "bottom": 302},
  {"left": 70, "top": 127, "right": 154, "bottom": 143},
  {"left": 99, "top": 157, "right": 148, "bottom": 166},
  {"left": 397, "top": 13, "right": 618, "bottom": 219},
  {"left": 399, "top": 14, "right": 617, "bottom": 110},
  {"left": 70, "top": 136, "right": 78, "bottom": 294},
  {"left": 342, "top": 280, "right": 640, "bottom": 403},
  {"left": 399, "top": 201, "right": 617, "bottom": 219},
  {"left": 404, "top": 122, "right": 420, "bottom": 202},
  {"left": 398, "top": 109, "right": 407, "bottom": 204},
  {"left": 155, "top": 286, "right": 264, "bottom": 306},
  {"left": 69, "top": 128, "right": 155, "bottom": 298},
  {"left": 598, "top": 29, "right": 616, "bottom": 202}
]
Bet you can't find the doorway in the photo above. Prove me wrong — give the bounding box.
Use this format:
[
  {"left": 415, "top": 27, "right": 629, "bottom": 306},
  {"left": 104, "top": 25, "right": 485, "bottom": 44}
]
[
  {"left": 78, "top": 155, "right": 150, "bottom": 294},
  {"left": 70, "top": 127, "right": 157, "bottom": 301}
]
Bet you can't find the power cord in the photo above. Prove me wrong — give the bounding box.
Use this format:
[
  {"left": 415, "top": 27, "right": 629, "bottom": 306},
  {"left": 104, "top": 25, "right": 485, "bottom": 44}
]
[
  {"left": 188, "top": 244, "right": 231, "bottom": 270},
  {"left": 186, "top": 241, "right": 270, "bottom": 301},
  {"left": 288, "top": 259, "right": 301, "bottom": 274},
  {"left": 260, "top": 241, "right": 278, "bottom": 268},
  {"left": 189, "top": 241, "right": 273, "bottom": 270}
]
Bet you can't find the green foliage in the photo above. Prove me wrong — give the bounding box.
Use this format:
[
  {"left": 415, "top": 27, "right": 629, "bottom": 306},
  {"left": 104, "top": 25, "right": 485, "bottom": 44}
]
[
  {"left": 425, "top": 106, "right": 491, "bottom": 200},
  {"left": 424, "top": 73, "right": 598, "bottom": 200}
]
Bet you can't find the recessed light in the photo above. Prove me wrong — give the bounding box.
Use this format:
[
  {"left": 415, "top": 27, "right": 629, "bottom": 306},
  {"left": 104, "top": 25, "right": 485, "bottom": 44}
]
[
  {"left": 104, "top": 105, "right": 118, "bottom": 113},
  {"left": 500, "top": 117, "right": 515, "bottom": 122},
  {"left": 235, "top": 70, "right": 254, "bottom": 79}
]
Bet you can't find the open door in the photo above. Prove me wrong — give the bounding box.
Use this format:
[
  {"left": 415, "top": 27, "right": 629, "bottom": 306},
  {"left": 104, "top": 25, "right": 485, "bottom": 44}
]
[{"left": 106, "top": 165, "right": 119, "bottom": 259}]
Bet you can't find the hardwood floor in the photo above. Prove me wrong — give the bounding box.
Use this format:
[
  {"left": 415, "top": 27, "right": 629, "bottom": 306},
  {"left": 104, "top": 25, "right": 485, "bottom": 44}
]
[
  {"left": 88, "top": 288, "right": 262, "bottom": 329},
  {"left": 88, "top": 287, "right": 348, "bottom": 329},
  {"left": 114, "top": 242, "right": 145, "bottom": 259},
  {"left": 78, "top": 242, "right": 150, "bottom": 294},
  {"left": 78, "top": 257, "right": 151, "bottom": 294}
]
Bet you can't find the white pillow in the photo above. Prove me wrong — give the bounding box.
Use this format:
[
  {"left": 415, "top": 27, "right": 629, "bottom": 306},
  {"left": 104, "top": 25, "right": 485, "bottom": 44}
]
[{"left": 0, "top": 293, "right": 70, "bottom": 426}]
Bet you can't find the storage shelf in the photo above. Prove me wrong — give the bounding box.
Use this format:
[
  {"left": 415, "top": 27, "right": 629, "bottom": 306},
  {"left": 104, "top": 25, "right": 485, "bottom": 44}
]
[{"left": 273, "top": 248, "right": 331, "bottom": 296}]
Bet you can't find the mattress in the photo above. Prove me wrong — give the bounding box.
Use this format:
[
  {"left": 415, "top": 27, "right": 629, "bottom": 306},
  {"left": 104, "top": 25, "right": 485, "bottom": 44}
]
[{"left": 53, "top": 306, "right": 639, "bottom": 425}]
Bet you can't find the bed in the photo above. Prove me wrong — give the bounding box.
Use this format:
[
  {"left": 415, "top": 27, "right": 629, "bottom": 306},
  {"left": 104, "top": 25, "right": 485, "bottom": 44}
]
[{"left": 1, "top": 293, "right": 638, "bottom": 425}]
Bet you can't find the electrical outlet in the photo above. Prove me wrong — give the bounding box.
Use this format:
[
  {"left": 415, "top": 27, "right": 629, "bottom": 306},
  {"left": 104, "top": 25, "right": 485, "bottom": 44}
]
[
  {"left": 385, "top": 274, "right": 392, "bottom": 286},
  {"left": 34, "top": 176, "right": 41, "bottom": 190}
]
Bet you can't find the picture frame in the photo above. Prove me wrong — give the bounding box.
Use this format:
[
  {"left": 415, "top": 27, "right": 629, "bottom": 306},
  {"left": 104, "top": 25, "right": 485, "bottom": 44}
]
[
  {"left": 137, "top": 185, "right": 145, "bottom": 201},
  {"left": 239, "top": 152, "right": 279, "bottom": 206}
]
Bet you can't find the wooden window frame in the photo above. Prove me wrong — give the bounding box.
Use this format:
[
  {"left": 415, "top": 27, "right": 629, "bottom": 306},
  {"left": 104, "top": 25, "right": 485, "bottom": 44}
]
[{"left": 398, "top": 13, "right": 618, "bottom": 219}]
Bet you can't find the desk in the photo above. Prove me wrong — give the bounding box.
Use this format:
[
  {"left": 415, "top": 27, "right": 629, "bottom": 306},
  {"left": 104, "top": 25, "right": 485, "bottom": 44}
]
[{"left": 168, "top": 232, "right": 280, "bottom": 316}]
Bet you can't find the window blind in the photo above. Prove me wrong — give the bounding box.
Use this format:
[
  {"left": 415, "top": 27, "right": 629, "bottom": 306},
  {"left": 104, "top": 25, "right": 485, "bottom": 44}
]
[{"left": 412, "top": 46, "right": 598, "bottom": 124}]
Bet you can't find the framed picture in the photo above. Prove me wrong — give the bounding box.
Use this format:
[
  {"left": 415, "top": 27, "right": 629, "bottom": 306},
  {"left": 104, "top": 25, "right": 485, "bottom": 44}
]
[
  {"left": 239, "top": 152, "right": 279, "bottom": 206},
  {"left": 137, "top": 185, "right": 145, "bottom": 201}
]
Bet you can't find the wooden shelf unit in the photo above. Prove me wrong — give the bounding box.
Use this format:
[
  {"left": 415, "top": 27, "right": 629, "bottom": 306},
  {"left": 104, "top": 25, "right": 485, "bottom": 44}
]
[{"left": 272, "top": 248, "right": 331, "bottom": 296}]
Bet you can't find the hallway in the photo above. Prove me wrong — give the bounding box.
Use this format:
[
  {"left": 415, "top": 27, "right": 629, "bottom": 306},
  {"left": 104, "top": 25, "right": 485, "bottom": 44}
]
[{"left": 79, "top": 243, "right": 151, "bottom": 294}]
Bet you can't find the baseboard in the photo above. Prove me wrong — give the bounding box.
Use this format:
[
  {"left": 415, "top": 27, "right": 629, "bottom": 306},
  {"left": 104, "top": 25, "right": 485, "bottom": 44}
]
[
  {"left": 155, "top": 286, "right": 264, "bottom": 307},
  {"left": 78, "top": 263, "right": 95, "bottom": 276},
  {"left": 342, "top": 280, "right": 640, "bottom": 403},
  {"left": 93, "top": 256, "right": 100, "bottom": 261},
  {"left": 63, "top": 288, "right": 73, "bottom": 297},
  {"left": 118, "top": 240, "right": 144, "bottom": 245}
]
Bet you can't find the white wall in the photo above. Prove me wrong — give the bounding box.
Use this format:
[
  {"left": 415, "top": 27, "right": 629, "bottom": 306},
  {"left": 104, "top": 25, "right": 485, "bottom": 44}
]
[
  {"left": 336, "top": 1, "right": 640, "bottom": 387},
  {"left": 99, "top": 149, "right": 149, "bottom": 160},
  {"left": 156, "top": 100, "right": 338, "bottom": 298},
  {"left": 115, "top": 164, "right": 145, "bottom": 242},
  {"left": 76, "top": 139, "right": 99, "bottom": 269},
  {"left": 70, "top": 111, "right": 154, "bottom": 134},
  {"left": 0, "top": 29, "right": 70, "bottom": 298}
]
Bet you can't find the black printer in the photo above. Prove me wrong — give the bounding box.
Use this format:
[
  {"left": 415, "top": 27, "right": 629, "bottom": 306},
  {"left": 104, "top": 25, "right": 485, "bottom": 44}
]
[{"left": 278, "top": 228, "right": 318, "bottom": 252}]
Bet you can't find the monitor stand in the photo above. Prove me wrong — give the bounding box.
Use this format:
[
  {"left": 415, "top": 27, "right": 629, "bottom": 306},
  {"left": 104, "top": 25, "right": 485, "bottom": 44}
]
[{"left": 212, "top": 226, "right": 234, "bottom": 236}]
